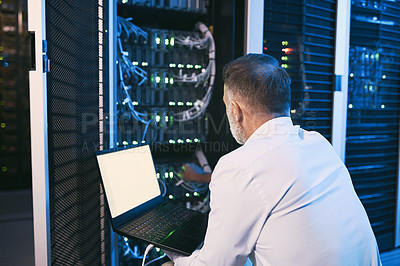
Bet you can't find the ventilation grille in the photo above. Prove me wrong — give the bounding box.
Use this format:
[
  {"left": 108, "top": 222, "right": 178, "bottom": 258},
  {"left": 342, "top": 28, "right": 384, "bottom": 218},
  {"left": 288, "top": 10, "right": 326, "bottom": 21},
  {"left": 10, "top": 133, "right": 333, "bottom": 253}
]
[{"left": 46, "top": 0, "right": 109, "bottom": 264}]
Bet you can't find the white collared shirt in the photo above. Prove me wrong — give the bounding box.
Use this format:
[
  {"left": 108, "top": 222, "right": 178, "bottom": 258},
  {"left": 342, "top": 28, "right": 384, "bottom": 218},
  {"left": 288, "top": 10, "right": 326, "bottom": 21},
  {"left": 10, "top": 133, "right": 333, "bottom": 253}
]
[{"left": 173, "top": 117, "right": 381, "bottom": 266}]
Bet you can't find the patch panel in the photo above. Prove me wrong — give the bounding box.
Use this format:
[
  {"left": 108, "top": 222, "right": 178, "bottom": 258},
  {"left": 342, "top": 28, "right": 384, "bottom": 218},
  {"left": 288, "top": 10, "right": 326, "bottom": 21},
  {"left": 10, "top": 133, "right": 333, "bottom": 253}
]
[{"left": 116, "top": 16, "right": 214, "bottom": 146}]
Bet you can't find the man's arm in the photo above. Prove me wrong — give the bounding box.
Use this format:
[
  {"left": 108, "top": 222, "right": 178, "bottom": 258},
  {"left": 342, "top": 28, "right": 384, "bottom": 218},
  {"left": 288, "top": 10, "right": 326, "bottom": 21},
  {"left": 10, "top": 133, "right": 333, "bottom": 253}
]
[{"left": 172, "top": 158, "right": 271, "bottom": 265}]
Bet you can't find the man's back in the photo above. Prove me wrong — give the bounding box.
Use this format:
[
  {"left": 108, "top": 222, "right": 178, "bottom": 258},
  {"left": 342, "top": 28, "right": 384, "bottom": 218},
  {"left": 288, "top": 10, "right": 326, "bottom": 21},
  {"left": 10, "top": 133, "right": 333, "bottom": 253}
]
[{"left": 216, "top": 117, "right": 381, "bottom": 265}]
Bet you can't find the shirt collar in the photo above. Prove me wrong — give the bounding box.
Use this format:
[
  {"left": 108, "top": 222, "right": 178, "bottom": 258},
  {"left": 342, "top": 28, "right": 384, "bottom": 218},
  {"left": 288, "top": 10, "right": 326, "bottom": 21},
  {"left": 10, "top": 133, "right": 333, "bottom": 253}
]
[{"left": 245, "top": 117, "right": 294, "bottom": 144}]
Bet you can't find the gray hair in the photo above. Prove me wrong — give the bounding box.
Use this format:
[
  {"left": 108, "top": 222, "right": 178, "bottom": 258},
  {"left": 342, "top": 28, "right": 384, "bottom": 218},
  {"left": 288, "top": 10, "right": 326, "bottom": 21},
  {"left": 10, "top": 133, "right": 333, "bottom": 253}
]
[{"left": 223, "top": 53, "right": 291, "bottom": 116}]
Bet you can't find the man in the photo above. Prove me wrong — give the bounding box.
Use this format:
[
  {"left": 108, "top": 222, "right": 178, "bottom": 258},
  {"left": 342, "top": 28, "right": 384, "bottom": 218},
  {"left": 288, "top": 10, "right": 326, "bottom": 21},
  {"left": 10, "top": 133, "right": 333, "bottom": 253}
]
[{"left": 166, "top": 53, "right": 381, "bottom": 265}]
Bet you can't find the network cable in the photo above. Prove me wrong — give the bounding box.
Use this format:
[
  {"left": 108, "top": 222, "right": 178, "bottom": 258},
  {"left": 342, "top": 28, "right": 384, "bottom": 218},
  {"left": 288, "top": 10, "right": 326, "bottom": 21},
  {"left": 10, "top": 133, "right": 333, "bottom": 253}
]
[
  {"left": 173, "top": 22, "right": 216, "bottom": 121},
  {"left": 117, "top": 17, "right": 152, "bottom": 141}
]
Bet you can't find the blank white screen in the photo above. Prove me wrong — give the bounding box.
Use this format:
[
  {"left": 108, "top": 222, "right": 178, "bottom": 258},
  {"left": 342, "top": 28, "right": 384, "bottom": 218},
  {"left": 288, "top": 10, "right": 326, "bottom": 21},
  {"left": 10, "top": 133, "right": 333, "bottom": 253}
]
[{"left": 97, "top": 145, "right": 161, "bottom": 218}]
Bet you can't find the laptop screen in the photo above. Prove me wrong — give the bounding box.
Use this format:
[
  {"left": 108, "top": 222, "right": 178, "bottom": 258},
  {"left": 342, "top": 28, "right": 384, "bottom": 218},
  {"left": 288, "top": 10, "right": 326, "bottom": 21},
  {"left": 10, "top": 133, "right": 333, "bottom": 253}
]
[{"left": 96, "top": 145, "right": 161, "bottom": 218}]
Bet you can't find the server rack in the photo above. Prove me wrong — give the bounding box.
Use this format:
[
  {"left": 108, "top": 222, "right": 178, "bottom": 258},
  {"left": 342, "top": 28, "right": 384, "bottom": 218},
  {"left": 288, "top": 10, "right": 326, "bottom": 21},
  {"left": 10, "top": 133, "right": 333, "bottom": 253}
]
[
  {"left": 346, "top": 0, "right": 400, "bottom": 251},
  {"left": 263, "top": 0, "right": 337, "bottom": 140}
]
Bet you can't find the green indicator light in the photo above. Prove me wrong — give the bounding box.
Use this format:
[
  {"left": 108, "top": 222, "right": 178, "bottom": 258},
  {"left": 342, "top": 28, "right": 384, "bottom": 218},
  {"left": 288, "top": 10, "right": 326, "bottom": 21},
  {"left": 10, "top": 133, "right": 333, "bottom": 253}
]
[
  {"left": 186, "top": 64, "right": 193, "bottom": 68},
  {"left": 178, "top": 64, "right": 184, "bottom": 68},
  {"left": 164, "top": 172, "right": 169, "bottom": 178},
  {"left": 186, "top": 139, "right": 192, "bottom": 143},
  {"left": 290, "top": 109, "right": 296, "bottom": 114},
  {"left": 132, "top": 61, "right": 138, "bottom": 66},
  {"left": 156, "top": 76, "right": 161, "bottom": 83},
  {"left": 194, "top": 138, "right": 200, "bottom": 143},
  {"left": 155, "top": 37, "right": 161, "bottom": 45},
  {"left": 194, "top": 192, "right": 199, "bottom": 197},
  {"left": 169, "top": 101, "right": 176, "bottom": 106},
  {"left": 165, "top": 77, "right": 169, "bottom": 84},
  {"left": 165, "top": 116, "right": 169, "bottom": 122},
  {"left": 169, "top": 63, "right": 176, "bottom": 68},
  {"left": 165, "top": 39, "right": 169, "bottom": 46},
  {"left": 169, "top": 195, "right": 174, "bottom": 199},
  {"left": 142, "top": 62, "right": 148, "bottom": 66},
  {"left": 142, "top": 140, "right": 146, "bottom": 143},
  {"left": 178, "top": 102, "right": 184, "bottom": 106},
  {"left": 382, "top": 75, "right": 386, "bottom": 79},
  {"left": 195, "top": 65, "right": 202, "bottom": 69},
  {"left": 170, "top": 77, "right": 174, "bottom": 84},
  {"left": 122, "top": 0, "right": 128, "bottom": 3},
  {"left": 169, "top": 139, "right": 176, "bottom": 144},
  {"left": 132, "top": 101, "right": 138, "bottom": 105},
  {"left": 122, "top": 141, "right": 129, "bottom": 146},
  {"left": 169, "top": 172, "right": 174, "bottom": 178},
  {"left": 281, "top": 56, "right": 288, "bottom": 61},
  {"left": 170, "top": 37, "right": 175, "bottom": 46},
  {"left": 132, "top": 141, "right": 138, "bottom": 145},
  {"left": 348, "top": 104, "right": 353, "bottom": 109},
  {"left": 370, "top": 54, "right": 374, "bottom": 59},
  {"left": 2, "top": 167, "right": 7, "bottom": 172},
  {"left": 116, "top": 142, "right": 119, "bottom": 145},
  {"left": 369, "top": 86, "right": 373, "bottom": 91},
  {"left": 186, "top": 102, "right": 193, "bottom": 106},
  {"left": 177, "top": 139, "right": 184, "bottom": 143},
  {"left": 282, "top": 40, "right": 288, "bottom": 46},
  {"left": 364, "top": 54, "right": 369, "bottom": 59},
  {"left": 364, "top": 85, "right": 368, "bottom": 89},
  {"left": 156, "top": 173, "right": 160, "bottom": 178},
  {"left": 381, "top": 104, "right": 385, "bottom": 109},
  {"left": 375, "top": 53, "right": 379, "bottom": 59},
  {"left": 185, "top": 193, "right": 190, "bottom": 197},
  {"left": 156, "top": 115, "right": 161, "bottom": 122},
  {"left": 281, "top": 64, "right": 288, "bottom": 69},
  {"left": 350, "top": 73, "right": 354, "bottom": 77}
]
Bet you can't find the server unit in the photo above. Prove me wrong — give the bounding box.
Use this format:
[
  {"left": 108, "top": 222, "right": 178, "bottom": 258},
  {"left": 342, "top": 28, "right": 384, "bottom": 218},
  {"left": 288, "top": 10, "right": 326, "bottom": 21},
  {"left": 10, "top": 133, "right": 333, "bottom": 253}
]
[{"left": 346, "top": 0, "right": 400, "bottom": 251}]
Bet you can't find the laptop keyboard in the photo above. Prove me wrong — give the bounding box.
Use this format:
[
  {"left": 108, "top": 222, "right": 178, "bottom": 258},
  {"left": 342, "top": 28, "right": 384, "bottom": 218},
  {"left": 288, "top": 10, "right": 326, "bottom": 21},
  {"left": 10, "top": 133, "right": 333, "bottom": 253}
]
[{"left": 122, "top": 203, "right": 197, "bottom": 242}]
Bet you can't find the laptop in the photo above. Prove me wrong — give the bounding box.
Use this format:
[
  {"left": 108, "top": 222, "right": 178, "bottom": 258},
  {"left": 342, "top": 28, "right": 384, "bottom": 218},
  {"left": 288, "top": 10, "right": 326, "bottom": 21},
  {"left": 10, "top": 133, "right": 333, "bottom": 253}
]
[{"left": 96, "top": 144, "right": 208, "bottom": 256}]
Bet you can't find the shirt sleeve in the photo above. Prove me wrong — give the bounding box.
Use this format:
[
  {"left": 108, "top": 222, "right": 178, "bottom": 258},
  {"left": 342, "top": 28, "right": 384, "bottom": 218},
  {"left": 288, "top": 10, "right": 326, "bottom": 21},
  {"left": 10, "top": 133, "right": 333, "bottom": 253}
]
[{"left": 173, "top": 158, "right": 272, "bottom": 266}]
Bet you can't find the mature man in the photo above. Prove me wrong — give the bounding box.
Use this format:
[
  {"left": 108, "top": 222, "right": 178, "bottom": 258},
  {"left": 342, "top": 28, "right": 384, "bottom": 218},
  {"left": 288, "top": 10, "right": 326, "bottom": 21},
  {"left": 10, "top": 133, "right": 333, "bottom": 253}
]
[{"left": 166, "top": 54, "right": 381, "bottom": 265}]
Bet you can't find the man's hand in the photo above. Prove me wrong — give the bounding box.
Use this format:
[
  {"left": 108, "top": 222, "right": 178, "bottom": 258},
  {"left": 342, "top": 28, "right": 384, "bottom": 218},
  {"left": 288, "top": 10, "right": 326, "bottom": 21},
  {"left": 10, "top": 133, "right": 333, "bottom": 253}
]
[{"left": 179, "top": 163, "right": 211, "bottom": 183}]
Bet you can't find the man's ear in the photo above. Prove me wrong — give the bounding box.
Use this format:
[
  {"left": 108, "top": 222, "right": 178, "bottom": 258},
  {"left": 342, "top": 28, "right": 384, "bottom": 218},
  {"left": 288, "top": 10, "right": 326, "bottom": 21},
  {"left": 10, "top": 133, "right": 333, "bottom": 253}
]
[{"left": 231, "top": 100, "right": 244, "bottom": 123}]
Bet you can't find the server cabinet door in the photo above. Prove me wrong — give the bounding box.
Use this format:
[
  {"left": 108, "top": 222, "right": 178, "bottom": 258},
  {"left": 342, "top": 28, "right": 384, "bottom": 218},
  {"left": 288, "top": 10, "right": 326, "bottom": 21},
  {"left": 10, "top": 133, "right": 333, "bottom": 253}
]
[{"left": 28, "top": 0, "right": 50, "bottom": 265}]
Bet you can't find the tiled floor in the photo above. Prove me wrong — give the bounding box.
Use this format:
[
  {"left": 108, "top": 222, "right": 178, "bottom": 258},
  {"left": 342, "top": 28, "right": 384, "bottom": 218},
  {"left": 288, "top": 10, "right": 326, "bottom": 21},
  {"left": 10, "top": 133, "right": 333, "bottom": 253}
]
[
  {"left": 1, "top": 189, "right": 400, "bottom": 265},
  {"left": 0, "top": 190, "right": 34, "bottom": 266}
]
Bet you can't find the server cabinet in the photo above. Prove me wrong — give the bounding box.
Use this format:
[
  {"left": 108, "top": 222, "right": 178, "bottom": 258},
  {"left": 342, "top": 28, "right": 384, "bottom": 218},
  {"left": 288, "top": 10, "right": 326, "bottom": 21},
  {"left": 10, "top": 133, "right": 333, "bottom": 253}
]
[
  {"left": 346, "top": 0, "right": 400, "bottom": 251},
  {"left": 30, "top": 0, "right": 245, "bottom": 264}
]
